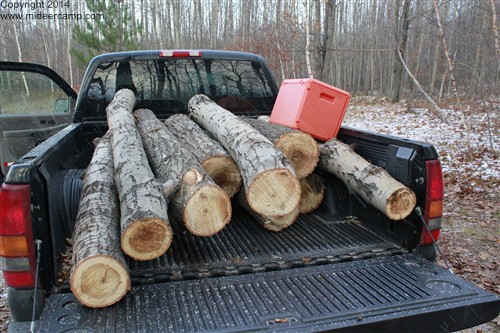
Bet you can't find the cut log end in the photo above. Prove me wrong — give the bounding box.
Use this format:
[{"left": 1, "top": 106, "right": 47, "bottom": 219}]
[
  {"left": 121, "top": 218, "right": 173, "bottom": 261},
  {"left": 184, "top": 185, "right": 232, "bottom": 236},
  {"left": 247, "top": 168, "right": 301, "bottom": 217},
  {"left": 276, "top": 132, "right": 319, "bottom": 179},
  {"left": 183, "top": 168, "right": 204, "bottom": 185},
  {"left": 262, "top": 206, "right": 300, "bottom": 232},
  {"left": 70, "top": 255, "right": 130, "bottom": 308},
  {"left": 299, "top": 174, "right": 325, "bottom": 214},
  {"left": 387, "top": 188, "right": 417, "bottom": 220},
  {"left": 201, "top": 156, "right": 242, "bottom": 198}
]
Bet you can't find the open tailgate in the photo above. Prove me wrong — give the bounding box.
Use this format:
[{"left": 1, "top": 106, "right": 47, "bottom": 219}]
[{"left": 37, "top": 254, "right": 499, "bottom": 332}]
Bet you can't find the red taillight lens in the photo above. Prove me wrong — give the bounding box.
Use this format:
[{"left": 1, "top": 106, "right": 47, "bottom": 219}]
[
  {"left": 160, "top": 50, "right": 202, "bottom": 57},
  {"left": 420, "top": 228, "right": 441, "bottom": 246},
  {"left": 0, "top": 184, "right": 35, "bottom": 288},
  {"left": 0, "top": 184, "right": 30, "bottom": 235},
  {"left": 419, "top": 160, "right": 444, "bottom": 245},
  {"left": 3, "top": 271, "right": 35, "bottom": 288}
]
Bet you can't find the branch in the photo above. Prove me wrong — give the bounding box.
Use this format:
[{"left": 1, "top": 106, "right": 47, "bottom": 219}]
[{"left": 397, "top": 48, "right": 453, "bottom": 125}]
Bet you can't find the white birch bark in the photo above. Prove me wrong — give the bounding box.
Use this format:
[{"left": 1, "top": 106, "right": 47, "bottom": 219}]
[
  {"left": 106, "top": 89, "right": 172, "bottom": 261},
  {"left": 188, "top": 94, "right": 301, "bottom": 217}
]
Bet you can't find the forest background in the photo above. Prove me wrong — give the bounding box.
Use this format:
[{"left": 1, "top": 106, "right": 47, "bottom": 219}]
[
  {"left": 0, "top": 0, "right": 499, "bottom": 331},
  {"left": 0, "top": 0, "right": 498, "bottom": 103}
]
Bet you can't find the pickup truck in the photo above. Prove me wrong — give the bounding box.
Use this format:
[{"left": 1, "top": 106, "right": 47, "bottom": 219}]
[{"left": 1, "top": 50, "right": 498, "bottom": 332}]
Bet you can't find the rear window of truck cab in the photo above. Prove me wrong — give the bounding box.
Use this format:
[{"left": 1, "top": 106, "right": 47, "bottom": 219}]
[{"left": 83, "top": 59, "right": 277, "bottom": 118}]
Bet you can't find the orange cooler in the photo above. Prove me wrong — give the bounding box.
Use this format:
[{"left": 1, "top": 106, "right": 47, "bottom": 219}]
[{"left": 270, "top": 78, "right": 350, "bottom": 141}]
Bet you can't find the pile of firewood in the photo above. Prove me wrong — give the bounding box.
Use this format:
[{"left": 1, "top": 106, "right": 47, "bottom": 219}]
[{"left": 70, "top": 89, "right": 416, "bottom": 308}]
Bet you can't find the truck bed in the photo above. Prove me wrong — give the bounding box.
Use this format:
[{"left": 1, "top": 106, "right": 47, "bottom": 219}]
[
  {"left": 56, "top": 167, "right": 403, "bottom": 289},
  {"left": 27, "top": 122, "right": 434, "bottom": 292}
]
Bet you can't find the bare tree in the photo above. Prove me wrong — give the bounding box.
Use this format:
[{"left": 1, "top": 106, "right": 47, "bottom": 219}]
[
  {"left": 490, "top": 0, "right": 500, "bottom": 65},
  {"left": 391, "top": 0, "right": 411, "bottom": 102},
  {"left": 433, "top": 0, "right": 472, "bottom": 160}
]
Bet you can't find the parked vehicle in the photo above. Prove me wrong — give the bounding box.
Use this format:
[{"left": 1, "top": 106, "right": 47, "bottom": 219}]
[{"left": 1, "top": 50, "right": 498, "bottom": 332}]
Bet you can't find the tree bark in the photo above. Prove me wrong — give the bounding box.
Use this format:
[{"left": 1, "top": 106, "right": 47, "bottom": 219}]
[
  {"left": 135, "top": 109, "right": 231, "bottom": 237},
  {"left": 390, "top": 0, "right": 410, "bottom": 102},
  {"left": 304, "top": 0, "right": 314, "bottom": 78},
  {"left": 106, "top": 89, "right": 172, "bottom": 261},
  {"left": 71, "top": 135, "right": 130, "bottom": 308},
  {"left": 188, "top": 94, "right": 301, "bottom": 218},
  {"left": 236, "top": 190, "right": 299, "bottom": 232},
  {"left": 319, "top": 139, "right": 416, "bottom": 220},
  {"left": 299, "top": 173, "right": 325, "bottom": 214},
  {"left": 163, "top": 114, "right": 242, "bottom": 198},
  {"left": 243, "top": 117, "right": 319, "bottom": 179},
  {"left": 490, "top": 0, "right": 500, "bottom": 64}
]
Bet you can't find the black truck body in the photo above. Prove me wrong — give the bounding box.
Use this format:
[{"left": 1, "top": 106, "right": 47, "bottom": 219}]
[{"left": 0, "top": 50, "right": 498, "bottom": 332}]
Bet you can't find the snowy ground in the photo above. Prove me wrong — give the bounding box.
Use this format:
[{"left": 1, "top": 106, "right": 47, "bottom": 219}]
[{"left": 343, "top": 96, "right": 499, "bottom": 183}]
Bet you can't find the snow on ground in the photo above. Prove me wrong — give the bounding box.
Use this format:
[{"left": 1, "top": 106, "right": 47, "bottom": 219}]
[{"left": 342, "top": 97, "right": 499, "bottom": 186}]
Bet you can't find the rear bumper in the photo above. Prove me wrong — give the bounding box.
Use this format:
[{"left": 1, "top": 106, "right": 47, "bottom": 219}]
[
  {"left": 7, "top": 288, "right": 44, "bottom": 322},
  {"left": 35, "top": 254, "right": 499, "bottom": 333}
]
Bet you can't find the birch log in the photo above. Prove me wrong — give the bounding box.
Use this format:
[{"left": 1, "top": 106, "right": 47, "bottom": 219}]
[
  {"left": 244, "top": 117, "right": 319, "bottom": 179},
  {"left": 71, "top": 135, "right": 130, "bottom": 308},
  {"left": 135, "top": 109, "right": 231, "bottom": 237},
  {"left": 319, "top": 139, "right": 416, "bottom": 220},
  {"left": 106, "top": 89, "right": 172, "bottom": 261},
  {"left": 188, "top": 94, "right": 301, "bottom": 218},
  {"left": 299, "top": 174, "right": 325, "bottom": 214},
  {"left": 164, "top": 114, "right": 242, "bottom": 198}
]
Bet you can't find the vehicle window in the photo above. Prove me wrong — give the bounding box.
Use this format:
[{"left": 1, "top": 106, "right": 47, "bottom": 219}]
[
  {"left": 0, "top": 70, "right": 75, "bottom": 115},
  {"left": 84, "top": 59, "right": 277, "bottom": 117}
]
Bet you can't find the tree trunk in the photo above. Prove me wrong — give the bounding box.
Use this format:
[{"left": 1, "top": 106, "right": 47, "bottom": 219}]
[
  {"left": 304, "top": 0, "right": 313, "bottom": 78},
  {"left": 432, "top": 0, "right": 472, "bottom": 160},
  {"left": 391, "top": 0, "right": 411, "bottom": 102},
  {"left": 188, "top": 94, "right": 301, "bottom": 217},
  {"left": 299, "top": 173, "right": 325, "bottom": 214},
  {"left": 106, "top": 89, "right": 172, "bottom": 261},
  {"left": 71, "top": 135, "right": 130, "bottom": 308},
  {"left": 163, "top": 114, "right": 242, "bottom": 198},
  {"left": 490, "top": 0, "right": 500, "bottom": 64},
  {"left": 243, "top": 117, "right": 319, "bottom": 179},
  {"left": 134, "top": 109, "right": 231, "bottom": 237},
  {"left": 236, "top": 190, "right": 299, "bottom": 232},
  {"left": 319, "top": 139, "right": 416, "bottom": 220}
]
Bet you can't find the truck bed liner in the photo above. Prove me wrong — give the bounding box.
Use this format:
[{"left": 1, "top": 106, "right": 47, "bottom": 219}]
[
  {"left": 38, "top": 254, "right": 500, "bottom": 332},
  {"left": 125, "top": 209, "right": 404, "bottom": 284}
]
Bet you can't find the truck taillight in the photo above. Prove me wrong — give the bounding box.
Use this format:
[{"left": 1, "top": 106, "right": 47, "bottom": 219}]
[
  {"left": 419, "top": 160, "right": 444, "bottom": 246},
  {"left": 0, "top": 184, "right": 36, "bottom": 288}
]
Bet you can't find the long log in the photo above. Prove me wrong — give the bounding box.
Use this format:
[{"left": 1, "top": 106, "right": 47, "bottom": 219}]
[
  {"left": 106, "top": 89, "right": 172, "bottom": 260},
  {"left": 236, "top": 190, "right": 299, "bottom": 232},
  {"left": 134, "top": 109, "right": 231, "bottom": 237},
  {"left": 164, "top": 114, "right": 242, "bottom": 198},
  {"left": 71, "top": 135, "right": 130, "bottom": 308},
  {"left": 319, "top": 139, "right": 416, "bottom": 220},
  {"left": 244, "top": 117, "right": 319, "bottom": 179},
  {"left": 299, "top": 173, "right": 325, "bottom": 214},
  {"left": 188, "top": 94, "right": 301, "bottom": 218}
]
